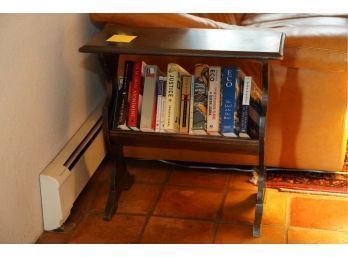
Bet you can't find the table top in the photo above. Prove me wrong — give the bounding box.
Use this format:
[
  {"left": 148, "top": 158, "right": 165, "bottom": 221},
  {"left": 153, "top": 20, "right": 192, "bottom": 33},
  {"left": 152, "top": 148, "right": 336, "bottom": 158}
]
[{"left": 80, "top": 24, "right": 285, "bottom": 60}]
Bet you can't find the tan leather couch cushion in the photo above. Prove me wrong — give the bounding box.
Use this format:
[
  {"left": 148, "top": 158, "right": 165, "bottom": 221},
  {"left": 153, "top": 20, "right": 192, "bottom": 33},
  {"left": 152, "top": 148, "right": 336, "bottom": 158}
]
[
  {"left": 240, "top": 14, "right": 348, "bottom": 71},
  {"left": 193, "top": 13, "right": 243, "bottom": 25},
  {"left": 90, "top": 13, "right": 228, "bottom": 29}
]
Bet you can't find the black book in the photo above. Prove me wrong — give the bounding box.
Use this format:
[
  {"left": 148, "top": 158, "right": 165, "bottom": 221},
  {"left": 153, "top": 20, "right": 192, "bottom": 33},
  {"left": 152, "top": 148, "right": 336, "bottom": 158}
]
[
  {"left": 116, "top": 60, "right": 134, "bottom": 129},
  {"left": 111, "top": 76, "right": 124, "bottom": 129}
]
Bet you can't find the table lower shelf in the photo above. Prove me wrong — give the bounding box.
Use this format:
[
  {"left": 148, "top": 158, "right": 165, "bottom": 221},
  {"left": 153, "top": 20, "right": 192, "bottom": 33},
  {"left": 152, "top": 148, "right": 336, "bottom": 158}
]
[{"left": 109, "top": 129, "right": 259, "bottom": 155}]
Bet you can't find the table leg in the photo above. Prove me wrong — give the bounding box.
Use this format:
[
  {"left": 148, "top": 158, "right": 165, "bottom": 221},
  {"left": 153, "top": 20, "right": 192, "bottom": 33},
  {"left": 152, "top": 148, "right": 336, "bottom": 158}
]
[
  {"left": 253, "top": 61, "right": 269, "bottom": 237},
  {"left": 104, "top": 144, "right": 134, "bottom": 221}
]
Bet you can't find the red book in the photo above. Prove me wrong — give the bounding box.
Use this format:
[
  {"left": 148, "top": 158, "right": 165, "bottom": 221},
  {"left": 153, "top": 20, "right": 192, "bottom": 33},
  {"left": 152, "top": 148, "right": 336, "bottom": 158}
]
[{"left": 127, "top": 61, "right": 146, "bottom": 130}]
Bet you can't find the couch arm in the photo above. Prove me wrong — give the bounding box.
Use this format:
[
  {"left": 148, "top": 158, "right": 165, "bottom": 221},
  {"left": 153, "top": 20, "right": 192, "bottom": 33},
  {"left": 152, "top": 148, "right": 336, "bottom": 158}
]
[{"left": 90, "top": 13, "right": 231, "bottom": 29}]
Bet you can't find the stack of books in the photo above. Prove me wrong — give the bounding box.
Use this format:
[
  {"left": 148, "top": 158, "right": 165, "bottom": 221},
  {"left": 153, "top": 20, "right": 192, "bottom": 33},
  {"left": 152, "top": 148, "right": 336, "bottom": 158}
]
[{"left": 111, "top": 60, "right": 262, "bottom": 139}]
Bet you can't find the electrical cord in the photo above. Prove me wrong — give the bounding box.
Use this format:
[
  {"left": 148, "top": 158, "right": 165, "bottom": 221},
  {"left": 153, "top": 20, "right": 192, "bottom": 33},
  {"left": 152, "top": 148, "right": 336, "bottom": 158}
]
[{"left": 135, "top": 158, "right": 348, "bottom": 175}]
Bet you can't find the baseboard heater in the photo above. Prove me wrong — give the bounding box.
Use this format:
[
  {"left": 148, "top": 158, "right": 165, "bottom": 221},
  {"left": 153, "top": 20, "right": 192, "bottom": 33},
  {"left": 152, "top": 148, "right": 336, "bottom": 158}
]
[{"left": 40, "top": 104, "right": 106, "bottom": 231}]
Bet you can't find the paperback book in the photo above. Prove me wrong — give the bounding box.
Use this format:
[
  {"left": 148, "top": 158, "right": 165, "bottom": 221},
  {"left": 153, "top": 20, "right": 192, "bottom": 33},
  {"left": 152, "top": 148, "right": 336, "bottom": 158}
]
[
  {"left": 140, "top": 65, "right": 164, "bottom": 132},
  {"left": 164, "top": 63, "right": 190, "bottom": 133},
  {"left": 190, "top": 64, "right": 209, "bottom": 135},
  {"left": 180, "top": 75, "right": 193, "bottom": 134},
  {"left": 207, "top": 66, "right": 221, "bottom": 136},
  {"left": 220, "top": 67, "right": 239, "bottom": 137}
]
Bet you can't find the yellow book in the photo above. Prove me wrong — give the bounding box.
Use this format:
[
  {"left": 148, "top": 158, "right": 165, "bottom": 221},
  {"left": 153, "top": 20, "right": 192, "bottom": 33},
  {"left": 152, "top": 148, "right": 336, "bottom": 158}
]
[
  {"left": 164, "top": 63, "right": 190, "bottom": 133},
  {"left": 180, "top": 76, "right": 193, "bottom": 134}
]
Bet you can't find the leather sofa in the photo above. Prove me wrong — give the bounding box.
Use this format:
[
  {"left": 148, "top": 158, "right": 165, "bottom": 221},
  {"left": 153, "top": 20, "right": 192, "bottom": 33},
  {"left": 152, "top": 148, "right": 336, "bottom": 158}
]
[{"left": 90, "top": 13, "right": 348, "bottom": 172}]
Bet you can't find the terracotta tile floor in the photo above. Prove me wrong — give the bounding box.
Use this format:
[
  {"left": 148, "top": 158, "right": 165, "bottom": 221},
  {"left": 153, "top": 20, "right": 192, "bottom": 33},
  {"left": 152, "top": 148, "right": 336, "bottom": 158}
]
[{"left": 37, "top": 159, "right": 348, "bottom": 244}]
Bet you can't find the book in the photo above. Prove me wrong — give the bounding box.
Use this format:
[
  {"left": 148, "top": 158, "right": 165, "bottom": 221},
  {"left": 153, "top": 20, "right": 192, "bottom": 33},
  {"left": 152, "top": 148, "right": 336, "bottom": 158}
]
[
  {"left": 220, "top": 67, "right": 239, "bottom": 137},
  {"left": 207, "top": 66, "right": 221, "bottom": 136},
  {"left": 190, "top": 64, "right": 209, "bottom": 135},
  {"left": 189, "top": 75, "right": 195, "bottom": 135},
  {"left": 140, "top": 65, "right": 164, "bottom": 132},
  {"left": 111, "top": 76, "right": 124, "bottom": 129},
  {"left": 117, "top": 60, "right": 133, "bottom": 130},
  {"left": 127, "top": 61, "right": 146, "bottom": 130},
  {"left": 247, "top": 79, "right": 263, "bottom": 139},
  {"left": 164, "top": 63, "right": 190, "bottom": 133},
  {"left": 248, "top": 105, "right": 261, "bottom": 139},
  {"left": 239, "top": 74, "right": 252, "bottom": 138},
  {"left": 180, "top": 75, "right": 193, "bottom": 134},
  {"left": 160, "top": 77, "right": 167, "bottom": 132},
  {"left": 155, "top": 76, "right": 165, "bottom": 132}
]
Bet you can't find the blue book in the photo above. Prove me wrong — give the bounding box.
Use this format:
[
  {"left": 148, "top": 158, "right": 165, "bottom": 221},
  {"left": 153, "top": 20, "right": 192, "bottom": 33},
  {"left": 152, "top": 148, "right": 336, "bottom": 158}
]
[{"left": 221, "top": 67, "right": 238, "bottom": 137}]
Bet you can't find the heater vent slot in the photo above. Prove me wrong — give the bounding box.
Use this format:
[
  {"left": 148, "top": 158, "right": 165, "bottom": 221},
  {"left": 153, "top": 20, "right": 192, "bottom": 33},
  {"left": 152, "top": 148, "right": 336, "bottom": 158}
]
[{"left": 63, "top": 118, "right": 102, "bottom": 170}]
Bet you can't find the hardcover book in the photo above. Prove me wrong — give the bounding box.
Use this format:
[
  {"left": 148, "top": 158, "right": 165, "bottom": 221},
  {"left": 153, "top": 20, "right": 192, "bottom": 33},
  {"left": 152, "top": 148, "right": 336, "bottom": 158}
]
[
  {"left": 140, "top": 65, "right": 164, "bottom": 132},
  {"left": 190, "top": 64, "right": 209, "bottom": 135},
  {"left": 127, "top": 61, "right": 146, "bottom": 130},
  {"left": 207, "top": 66, "right": 221, "bottom": 136},
  {"left": 180, "top": 75, "right": 193, "bottom": 134},
  {"left": 164, "top": 63, "right": 190, "bottom": 133},
  {"left": 117, "top": 60, "right": 133, "bottom": 130},
  {"left": 220, "top": 67, "right": 239, "bottom": 137}
]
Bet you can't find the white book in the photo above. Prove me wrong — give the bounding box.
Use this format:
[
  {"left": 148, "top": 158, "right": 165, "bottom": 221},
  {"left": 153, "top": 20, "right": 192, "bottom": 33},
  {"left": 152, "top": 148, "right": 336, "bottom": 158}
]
[
  {"left": 207, "top": 66, "right": 221, "bottom": 136},
  {"left": 164, "top": 63, "right": 190, "bottom": 133},
  {"left": 140, "top": 65, "right": 160, "bottom": 132}
]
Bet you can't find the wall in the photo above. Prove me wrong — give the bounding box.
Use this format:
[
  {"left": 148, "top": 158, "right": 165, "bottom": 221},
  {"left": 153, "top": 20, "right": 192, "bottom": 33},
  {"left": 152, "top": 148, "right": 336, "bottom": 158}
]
[{"left": 0, "top": 14, "right": 105, "bottom": 243}]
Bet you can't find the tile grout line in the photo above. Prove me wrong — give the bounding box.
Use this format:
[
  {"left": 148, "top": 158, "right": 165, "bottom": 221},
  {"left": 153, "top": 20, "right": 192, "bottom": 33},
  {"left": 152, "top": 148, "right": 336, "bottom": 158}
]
[
  {"left": 288, "top": 225, "right": 348, "bottom": 234},
  {"left": 211, "top": 175, "right": 231, "bottom": 243},
  {"left": 63, "top": 175, "right": 106, "bottom": 243},
  {"left": 285, "top": 194, "right": 292, "bottom": 244},
  {"left": 134, "top": 165, "right": 173, "bottom": 243},
  {"left": 151, "top": 214, "right": 215, "bottom": 222}
]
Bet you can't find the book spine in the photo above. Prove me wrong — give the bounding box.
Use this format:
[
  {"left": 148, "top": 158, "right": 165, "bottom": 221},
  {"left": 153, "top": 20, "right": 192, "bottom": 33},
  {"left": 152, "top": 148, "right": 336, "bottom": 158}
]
[
  {"left": 117, "top": 61, "right": 133, "bottom": 129},
  {"left": 248, "top": 106, "right": 260, "bottom": 139},
  {"left": 247, "top": 79, "right": 262, "bottom": 139},
  {"left": 192, "top": 64, "right": 209, "bottom": 134},
  {"left": 140, "top": 65, "right": 158, "bottom": 132},
  {"left": 189, "top": 76, "right": 194, "bottom": 134},
  {"left": 207, "top": 66, "right": 221, "bottom": 135},
  {"left": 180, "top": 76, "right": 192, "bottom": 134},
  {"left": 249, "top": 81, "right": 263, "bottom": 115},
  {"left": 164, "top": 64, "right": 181, "bottom": 132},
  {"left": 151, "top": 91, "right": 157, "bottom": 131},
  {"left": 234, "top": 74, "right": 241, "bottom": 135},
  {"left": 127, "top": 61, "right": 145, "bottom": 130},
  {"left": 239, "top": 76, "right": 252, "bottom": 138},
  {"left": 112, "top": 76, "right": 124, "bottom": 129},
  {"left": 160, "top": 78, "right": 167, "bottom": 132},
  {"left": 155, "top": 77, "right": 164, "bottom": 132},
  {"left": 221, "top": 67, "right": 237, "bottom": 136}
]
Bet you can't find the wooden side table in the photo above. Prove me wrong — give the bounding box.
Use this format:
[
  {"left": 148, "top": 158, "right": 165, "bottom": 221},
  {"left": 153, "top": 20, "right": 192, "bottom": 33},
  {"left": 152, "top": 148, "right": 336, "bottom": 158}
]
[{"left": 80, "top": 25, "right": 285, "bottom": 237}]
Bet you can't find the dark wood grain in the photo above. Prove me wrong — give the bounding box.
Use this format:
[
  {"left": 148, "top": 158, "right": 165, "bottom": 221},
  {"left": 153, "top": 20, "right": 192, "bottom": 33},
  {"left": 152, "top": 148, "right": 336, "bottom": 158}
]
[
  {"left": 110, "top": 130, "right": 259, "bottom": 155},
  {"left": 80, "top": 25, "right": 285, "bottom": 60}
]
